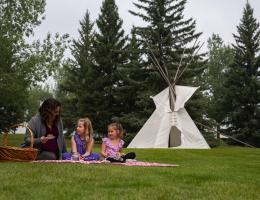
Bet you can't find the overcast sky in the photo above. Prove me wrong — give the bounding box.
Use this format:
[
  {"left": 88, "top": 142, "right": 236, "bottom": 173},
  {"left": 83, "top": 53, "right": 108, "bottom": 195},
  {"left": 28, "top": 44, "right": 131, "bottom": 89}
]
[{"left": 31, "top": 0, "right": 260, "bottom": 51}]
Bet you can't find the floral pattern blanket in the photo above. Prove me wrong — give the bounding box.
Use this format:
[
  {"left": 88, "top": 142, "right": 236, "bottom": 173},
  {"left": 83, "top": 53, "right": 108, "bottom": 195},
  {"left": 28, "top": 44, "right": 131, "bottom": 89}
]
[{"left": 33, "top": 160, "right": 178, "bottom": 167}]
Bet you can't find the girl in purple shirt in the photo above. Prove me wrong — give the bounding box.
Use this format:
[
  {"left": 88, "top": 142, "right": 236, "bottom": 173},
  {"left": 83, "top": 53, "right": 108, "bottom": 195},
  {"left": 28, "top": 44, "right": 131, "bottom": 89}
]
[
  {"left": 101, "top": 123, "right": 136, "bottom": 162},
  {"left": 62, "top": 118, "right": 100, "bottom": 161}
]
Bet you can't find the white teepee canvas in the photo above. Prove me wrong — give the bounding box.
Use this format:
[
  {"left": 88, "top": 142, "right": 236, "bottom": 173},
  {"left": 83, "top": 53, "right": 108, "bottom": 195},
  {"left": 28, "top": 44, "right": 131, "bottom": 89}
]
[{"left": 127, "top": 85, "right": 210, "bottom": 149}]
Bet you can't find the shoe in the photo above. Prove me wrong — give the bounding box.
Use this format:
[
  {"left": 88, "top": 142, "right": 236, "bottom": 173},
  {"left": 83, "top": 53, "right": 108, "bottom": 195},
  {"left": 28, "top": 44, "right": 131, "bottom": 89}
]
[{"left": 106, "top": 156, "right": 125, "bottom": 163}]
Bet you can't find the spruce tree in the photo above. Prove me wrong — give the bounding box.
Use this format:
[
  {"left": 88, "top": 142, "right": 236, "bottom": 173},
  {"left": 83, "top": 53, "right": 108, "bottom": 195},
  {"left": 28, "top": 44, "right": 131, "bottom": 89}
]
[
  {"left": 56, "top": 11, "right": 95, "bottom": 132},
  {"left": 129, "top": 0, "right": 205, "bottom": 127},
  {"left": 130, "top": 0, "right": 203, "bottom": 85},
  {"left": 72, "top": 11, "right": 97, "bottom": 120},
  {"left": 116, "top": 28, "right": 149, "bottom": 135},
  {"left": 92, "top": 0, "right": 128, "bottom": 134},
  {"left": 222, "top": 2, "right": 260, "bottom": 146}
]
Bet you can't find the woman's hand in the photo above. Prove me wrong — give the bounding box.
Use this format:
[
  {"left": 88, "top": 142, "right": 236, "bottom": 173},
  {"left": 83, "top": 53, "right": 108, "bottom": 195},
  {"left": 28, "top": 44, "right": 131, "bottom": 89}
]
[
  {"left": 40, "top": 136, "right": 48, "bottom": 144},
  {"left": 46, "top": 134, "right": 55, "bottom": 140}
]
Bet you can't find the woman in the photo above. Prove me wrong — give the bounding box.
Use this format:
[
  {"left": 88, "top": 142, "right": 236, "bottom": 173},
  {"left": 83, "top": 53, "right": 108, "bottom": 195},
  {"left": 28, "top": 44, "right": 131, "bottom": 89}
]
[{"left": 24, "top": 98, "right": 67, "bottom": 160}]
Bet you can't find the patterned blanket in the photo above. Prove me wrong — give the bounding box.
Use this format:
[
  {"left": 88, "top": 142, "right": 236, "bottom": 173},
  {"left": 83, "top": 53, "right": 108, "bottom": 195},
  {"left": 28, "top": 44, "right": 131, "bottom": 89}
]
[{"left": 32, "top": 160, "right": 178, "bottom": 167}]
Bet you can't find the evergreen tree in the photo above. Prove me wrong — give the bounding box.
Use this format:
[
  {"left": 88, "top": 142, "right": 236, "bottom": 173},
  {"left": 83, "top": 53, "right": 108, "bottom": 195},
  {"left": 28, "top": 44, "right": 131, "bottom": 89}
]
[
  {"left": 91, "top": 0, "right": 128, "bottom": 134},
  {"left": 72, "top": 12, "right": 97, "bottom": 122},
  {"left": 222, "top": 2, "right": 260, "bottom": 147},
  {"left": 130, "top": 0, "right": 203, "bottom": 85},
  {"left": 202, "top": 34, "right": 234, "bottom": 136},
  {"left": 56, "top": 11, "right": 95, "bottom": 133},
  {"left": 116, "top": 28, "right": 149, "bottom": 135},
  {"left": 129, "top": 0, "right": 205, "bottom": 130}
]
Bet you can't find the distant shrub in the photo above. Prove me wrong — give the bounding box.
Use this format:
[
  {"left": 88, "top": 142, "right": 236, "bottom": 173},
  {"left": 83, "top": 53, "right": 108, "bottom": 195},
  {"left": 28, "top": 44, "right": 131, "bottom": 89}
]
[{"left": 123, "top": 133, "right": 136, "bottom": 147}]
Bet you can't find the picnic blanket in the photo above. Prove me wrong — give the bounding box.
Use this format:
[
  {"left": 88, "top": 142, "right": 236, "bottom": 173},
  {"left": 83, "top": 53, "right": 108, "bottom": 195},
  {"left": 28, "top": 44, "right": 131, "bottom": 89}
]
[{"left": 33, "top": 160, "right": 178, "bottom": 167}]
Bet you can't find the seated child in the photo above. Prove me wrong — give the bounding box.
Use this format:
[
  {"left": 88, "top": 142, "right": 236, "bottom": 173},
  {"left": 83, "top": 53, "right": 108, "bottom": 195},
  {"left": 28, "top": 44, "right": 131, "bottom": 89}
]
[
  {"left": 62, "top": 118, "right": 100, "bottom": 161},
  {"left": 101, "top": 122, "right": 136, "bottom": 162}
]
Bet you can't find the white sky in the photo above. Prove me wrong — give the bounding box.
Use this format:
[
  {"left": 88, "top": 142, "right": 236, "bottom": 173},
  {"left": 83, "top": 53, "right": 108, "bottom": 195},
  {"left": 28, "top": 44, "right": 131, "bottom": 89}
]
[
  {"left": 30, "top": 0, "right": 259, "bottom": 89},
  {"left": 31, "top": 0, "right": 260, "bottom": 52}
]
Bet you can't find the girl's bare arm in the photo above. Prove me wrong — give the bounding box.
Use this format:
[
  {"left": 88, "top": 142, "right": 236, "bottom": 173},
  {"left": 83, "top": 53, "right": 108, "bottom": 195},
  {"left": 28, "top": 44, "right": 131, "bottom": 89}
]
[
  {"left": 101, "top": 142, "right": 107, "bottom": 158},
  {"left": 82, "top": 138, "right": 94, "bottom": 157}
]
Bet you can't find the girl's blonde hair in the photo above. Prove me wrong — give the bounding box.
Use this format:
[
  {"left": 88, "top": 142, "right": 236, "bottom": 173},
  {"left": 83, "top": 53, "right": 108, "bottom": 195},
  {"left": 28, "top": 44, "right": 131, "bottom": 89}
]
[
  {"left": 78, "top": 118, "right": 93, "bottom": 142},
  {"left": 108, "top": 123, "right": 124, "bottom": 139}
]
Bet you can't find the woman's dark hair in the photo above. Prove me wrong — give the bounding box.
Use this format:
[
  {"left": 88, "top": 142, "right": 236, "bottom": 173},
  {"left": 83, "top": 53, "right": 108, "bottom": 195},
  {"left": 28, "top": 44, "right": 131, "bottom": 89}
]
[{"left": 39, "top": 98, "right": 61, "bottom": 123}]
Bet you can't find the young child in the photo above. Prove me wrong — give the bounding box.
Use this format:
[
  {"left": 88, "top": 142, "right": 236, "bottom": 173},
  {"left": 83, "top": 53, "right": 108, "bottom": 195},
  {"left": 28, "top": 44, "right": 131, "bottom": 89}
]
[
  {"left": 101, "top": 123, "right": 136, "bottom": 162},
  {"left": 62, "top": 118, "right": 100, "bottom": 161}
]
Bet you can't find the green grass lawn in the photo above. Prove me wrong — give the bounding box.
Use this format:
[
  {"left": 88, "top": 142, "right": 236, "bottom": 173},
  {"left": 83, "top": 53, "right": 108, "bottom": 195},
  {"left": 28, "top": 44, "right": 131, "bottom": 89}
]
[{"left": 0, "top": 134, "right": 260, "bottom": 200}]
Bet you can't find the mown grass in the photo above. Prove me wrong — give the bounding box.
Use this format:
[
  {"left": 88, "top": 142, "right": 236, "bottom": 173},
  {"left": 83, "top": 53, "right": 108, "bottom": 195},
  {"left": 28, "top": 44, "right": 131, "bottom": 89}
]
[{"left": 0, "top": 134, "right": 260, "bottom": 200}]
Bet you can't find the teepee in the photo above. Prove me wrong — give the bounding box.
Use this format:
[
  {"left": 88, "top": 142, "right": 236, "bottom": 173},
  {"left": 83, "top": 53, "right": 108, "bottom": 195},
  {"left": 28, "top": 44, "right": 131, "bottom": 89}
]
[
  {"left": 127, "top": 41, "right": 210, "bottom": 149},
  {"left": 127, "top": 85, "right": 210, "bottom": 148}
]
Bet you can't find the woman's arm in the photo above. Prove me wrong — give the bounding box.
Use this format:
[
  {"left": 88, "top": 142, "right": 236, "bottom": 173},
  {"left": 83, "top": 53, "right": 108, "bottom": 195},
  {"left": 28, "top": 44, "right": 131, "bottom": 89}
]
[
  {"left": 62, "top": 136, "right": 67, "bottom": 153},
  {"left": 60, "top": 119, "right": 67, "bottom": 152},
  {"left": 24, "top": 116, "right": 42, "bottom": 147},
  {"left": 100, "top": 142, "right": 107, "bottom": 158}
]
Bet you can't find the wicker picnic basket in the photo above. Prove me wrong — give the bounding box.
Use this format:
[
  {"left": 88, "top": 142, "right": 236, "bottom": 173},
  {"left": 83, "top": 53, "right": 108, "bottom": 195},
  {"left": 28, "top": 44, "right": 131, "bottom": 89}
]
[{"left": 0, "top": 124, "right": 38, "bottom": 161}]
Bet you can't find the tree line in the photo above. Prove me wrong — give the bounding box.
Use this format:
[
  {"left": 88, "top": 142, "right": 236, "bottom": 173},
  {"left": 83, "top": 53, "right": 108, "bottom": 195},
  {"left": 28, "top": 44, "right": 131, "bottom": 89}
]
[{"left": 0, "top": 0, "right": 259, "bottom": 147}]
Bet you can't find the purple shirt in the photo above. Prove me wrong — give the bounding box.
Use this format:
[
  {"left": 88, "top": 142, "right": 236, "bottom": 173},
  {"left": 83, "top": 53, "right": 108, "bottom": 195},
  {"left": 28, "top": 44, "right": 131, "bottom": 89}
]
[
  {"left": 42, "top": 124, "right": 59, "bottom": 154},
  {"left": 73, "top": 133, "right": 87, "bottom": 155}
]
